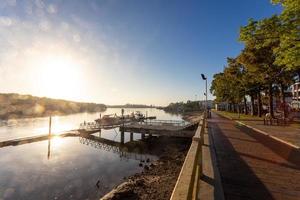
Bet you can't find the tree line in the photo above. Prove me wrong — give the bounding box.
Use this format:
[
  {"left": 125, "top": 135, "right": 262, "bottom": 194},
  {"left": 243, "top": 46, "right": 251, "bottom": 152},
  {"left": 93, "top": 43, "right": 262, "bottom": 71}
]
[
  {"left": 0, "top": 93, "right": 106, "bottom": 119},
  {"left": 210, "top": 0, "right": 299, "bottom": 118},
  {"left": 164, "top": 100, "right": 211, "bottom": 113}
]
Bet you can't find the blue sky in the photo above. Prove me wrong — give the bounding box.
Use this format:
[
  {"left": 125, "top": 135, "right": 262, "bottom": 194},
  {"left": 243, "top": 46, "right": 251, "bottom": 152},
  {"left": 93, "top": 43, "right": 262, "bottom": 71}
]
[{"left": 0, "top": 0, "right": 281, "bottom": 105}]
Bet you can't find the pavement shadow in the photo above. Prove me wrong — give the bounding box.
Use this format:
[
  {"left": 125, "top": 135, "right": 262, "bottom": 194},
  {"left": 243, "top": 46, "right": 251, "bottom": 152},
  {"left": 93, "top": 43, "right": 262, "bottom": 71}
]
[
  {"left": 236, "top": 124, "right": 300, "bottom": 167},
  {"left": 209, "top": 119, "right": 274, "bottom": 200}
]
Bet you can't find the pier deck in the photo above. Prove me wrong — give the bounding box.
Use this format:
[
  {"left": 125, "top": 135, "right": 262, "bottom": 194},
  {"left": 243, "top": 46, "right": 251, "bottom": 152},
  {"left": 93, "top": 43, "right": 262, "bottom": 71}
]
[
  {"left": 120, "top": 120, "right": 198, "bottom": 138},
  {"left": 0, "top": 131, "right": 79, "bottom": 148}
]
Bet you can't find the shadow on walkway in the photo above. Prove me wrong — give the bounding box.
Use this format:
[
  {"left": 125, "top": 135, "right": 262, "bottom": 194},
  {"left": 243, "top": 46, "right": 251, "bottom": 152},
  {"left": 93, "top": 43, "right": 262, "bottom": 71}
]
[
  {"left": 209, "top": 119, "right": 274, "bottom": 199},
  {"left": 236, "top": 124, "right": 300, "bottom": 166}
]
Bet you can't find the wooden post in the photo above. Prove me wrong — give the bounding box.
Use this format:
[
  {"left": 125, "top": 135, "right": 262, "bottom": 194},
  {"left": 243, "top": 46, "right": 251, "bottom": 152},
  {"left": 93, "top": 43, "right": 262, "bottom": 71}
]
[
  {"left": 120, "top": 130, "right": 124, "bottom": 144},
  {"left": 130, "top": 132, "right": 133, "bottom": 142},
  {"left": 141, "top": 133, "right": 145, "bottom": 140},
  {"left": 49, "top": 116, "right": 52, "bottom": 137},
  {"left": 47, "top": 116, "right": 52, "bottom": 160}
]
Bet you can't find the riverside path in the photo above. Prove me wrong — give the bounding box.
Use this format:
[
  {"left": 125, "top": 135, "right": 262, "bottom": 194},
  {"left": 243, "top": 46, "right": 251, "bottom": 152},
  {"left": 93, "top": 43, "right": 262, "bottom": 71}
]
[{"left": 209, "top": 112, "right": 300, "bottom": 200}]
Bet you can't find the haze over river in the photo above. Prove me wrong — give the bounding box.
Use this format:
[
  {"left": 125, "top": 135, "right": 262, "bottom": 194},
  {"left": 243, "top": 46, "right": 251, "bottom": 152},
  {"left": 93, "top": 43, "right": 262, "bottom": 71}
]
[{"left": 0, "top": 108, "right": 182, "bottom": 200}]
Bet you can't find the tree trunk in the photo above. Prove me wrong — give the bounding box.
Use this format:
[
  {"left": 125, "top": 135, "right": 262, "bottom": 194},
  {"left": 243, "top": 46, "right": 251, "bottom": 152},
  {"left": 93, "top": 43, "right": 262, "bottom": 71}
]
[
  {"left": 281, "top": 83, "right": 287, "bottom": 118},
  {"left": 268, "top": 83, "right": 274, "bottom": 118},
  {"left": 244, "top": 96, "right": 248, "bottom": 115},
  {"left": 257, "top": 90, "right": 262, "bottom": 117},
  {"left": 250, "top": 94, "right": 255, "bottom": 116}
]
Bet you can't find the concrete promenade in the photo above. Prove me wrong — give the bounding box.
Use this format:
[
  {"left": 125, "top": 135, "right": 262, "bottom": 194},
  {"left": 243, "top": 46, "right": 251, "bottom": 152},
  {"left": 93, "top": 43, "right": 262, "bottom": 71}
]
[{"left": 209, "top": 112, "right": 300, "bottom": 200}]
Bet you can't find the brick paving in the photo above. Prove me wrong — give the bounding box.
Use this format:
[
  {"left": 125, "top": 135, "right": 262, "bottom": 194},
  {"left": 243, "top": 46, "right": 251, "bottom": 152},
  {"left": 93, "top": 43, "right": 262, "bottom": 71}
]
[{"left": 209, "top": 112, "right": 300, "bottom": 200}]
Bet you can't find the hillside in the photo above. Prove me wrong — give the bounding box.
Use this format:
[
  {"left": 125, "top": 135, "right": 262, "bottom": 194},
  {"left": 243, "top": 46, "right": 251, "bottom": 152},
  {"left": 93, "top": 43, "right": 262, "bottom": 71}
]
[{"left": 0, "top": 93, "right": 106, "bottom": 119}]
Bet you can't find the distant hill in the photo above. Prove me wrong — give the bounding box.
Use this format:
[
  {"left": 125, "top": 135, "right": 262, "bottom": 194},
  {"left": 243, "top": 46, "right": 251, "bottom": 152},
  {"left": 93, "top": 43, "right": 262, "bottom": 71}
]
[
  {"left": 0, "top": 93, "right": 106, "bottom": 119},
  {"left": 107, "top": 104, "right": 155, "bottom": 108}
]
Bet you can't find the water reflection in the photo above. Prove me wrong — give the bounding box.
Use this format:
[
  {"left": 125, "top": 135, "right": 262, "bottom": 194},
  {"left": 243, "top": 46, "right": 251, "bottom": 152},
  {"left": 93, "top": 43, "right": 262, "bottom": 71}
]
[
  {"left": 0, "top": 108, "right": 181, "bottom": 199},
  {"left": 79, "top": 133, "right": 156, "bottom": 162},
  {"left": 47, "top": 136, "right": 66, "bottom": 160},
  {"left": 0, "top": 108, "right": 181, "bottom": 141}
]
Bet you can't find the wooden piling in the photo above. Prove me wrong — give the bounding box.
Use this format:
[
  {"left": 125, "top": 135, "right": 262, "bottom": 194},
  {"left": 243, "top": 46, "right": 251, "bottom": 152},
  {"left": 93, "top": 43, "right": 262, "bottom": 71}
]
[
  {"left": 130, "top": 132, "right": 133, "bottom": 141},
  {"left": 120, "top": 131, "right": 125, "bottom": 144},
  {"left": 49, "top": 115, "right": 52, "bottom": 137}
]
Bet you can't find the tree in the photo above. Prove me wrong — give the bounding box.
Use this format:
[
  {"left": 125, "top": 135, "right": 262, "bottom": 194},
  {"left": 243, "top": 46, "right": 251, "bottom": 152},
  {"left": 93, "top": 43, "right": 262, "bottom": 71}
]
[
  {"left": 239, "top": 17, "right": 284, "bottom": 118},
  {"left": 272, "top": 0, "right": 300, "bottom": 71},
  {"left": 211, "top": 58, "right": 246, "bottom": 114}
]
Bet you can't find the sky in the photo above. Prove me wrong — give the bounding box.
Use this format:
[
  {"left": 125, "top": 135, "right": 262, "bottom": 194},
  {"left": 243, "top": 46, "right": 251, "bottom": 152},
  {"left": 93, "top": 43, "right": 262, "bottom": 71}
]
[{"left": 0, "top": 0, "right": 282, "bottom": 106}]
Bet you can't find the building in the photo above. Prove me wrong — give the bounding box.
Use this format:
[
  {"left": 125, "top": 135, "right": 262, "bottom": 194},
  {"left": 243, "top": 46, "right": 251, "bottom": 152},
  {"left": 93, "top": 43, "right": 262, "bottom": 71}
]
[
  {"left": 291, "top": 82, "right": 300, "bottom": 109},
  {"left": 291, "top": 82, "right": 300, "bottom": 101}
]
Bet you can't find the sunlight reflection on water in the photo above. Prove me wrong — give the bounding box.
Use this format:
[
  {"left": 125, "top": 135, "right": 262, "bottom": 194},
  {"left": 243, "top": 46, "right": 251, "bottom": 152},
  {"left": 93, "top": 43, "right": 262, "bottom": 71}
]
[
  {"left": 0, "top": 108, "right": 181, "bottom": 141},
  {"left": 0, "top": 108, "right": 182, "bottom": 200}
]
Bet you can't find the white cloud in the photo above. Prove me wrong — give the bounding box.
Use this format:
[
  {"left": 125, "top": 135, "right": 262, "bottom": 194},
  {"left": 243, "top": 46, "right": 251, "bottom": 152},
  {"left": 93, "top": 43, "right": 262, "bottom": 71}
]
[
  {"left": 38, "top": 20, "right": 51, "bottom": 31},
  {"left": 47, "top": 4, "right": 57, "bottom": 14},
  {"left": 0, "top": 16, "right": 14, "bottom": 26},
  {"left": 73, "top": 34, "right": 81, "bottom": 43}
]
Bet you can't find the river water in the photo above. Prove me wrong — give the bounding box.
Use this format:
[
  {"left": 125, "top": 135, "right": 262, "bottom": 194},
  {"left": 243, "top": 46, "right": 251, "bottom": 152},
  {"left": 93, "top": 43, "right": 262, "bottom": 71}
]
[{"left": 0, "top": 108, "right": 181, "bottom": 200}]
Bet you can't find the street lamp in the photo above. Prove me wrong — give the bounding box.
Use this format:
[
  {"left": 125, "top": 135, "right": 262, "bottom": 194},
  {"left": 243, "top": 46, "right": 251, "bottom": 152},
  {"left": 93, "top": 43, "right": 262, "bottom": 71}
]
[{"left": 201, "top": 74, "right": 208, "bottom": 115}]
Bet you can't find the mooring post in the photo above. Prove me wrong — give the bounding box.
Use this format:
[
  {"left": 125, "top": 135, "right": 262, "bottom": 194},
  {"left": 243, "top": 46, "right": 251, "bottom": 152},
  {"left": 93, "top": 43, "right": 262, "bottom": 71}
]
[
  {"left": 121, "top": 130, "right": 125, "bottom": 144},
  {"left": 47, "top": 115, "right": 52, "bottom": 160},
  {"left": 121, "top": 132, "right": 124, "bottom": 144},
  {"left": 130, "top": 132, "right": 133, "bottom": 141},
  {"left": 141, "top": 133, "right": 145, "bottom": 140},
  {"left": 49, "top": 115, "right": 52, "bottom": 137}
]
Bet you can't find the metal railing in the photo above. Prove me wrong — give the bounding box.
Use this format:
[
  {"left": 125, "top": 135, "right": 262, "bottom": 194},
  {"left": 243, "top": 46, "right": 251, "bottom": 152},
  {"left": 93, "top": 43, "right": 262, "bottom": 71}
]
[
  {"left": 137, "top": 119, "right": 188, "bottom": 126},
  {"left": 79, "top": 122, "right": 100, "bottom": 130},
  {"left": 170, "top": 114, "right": 206, "bottom": 200}
]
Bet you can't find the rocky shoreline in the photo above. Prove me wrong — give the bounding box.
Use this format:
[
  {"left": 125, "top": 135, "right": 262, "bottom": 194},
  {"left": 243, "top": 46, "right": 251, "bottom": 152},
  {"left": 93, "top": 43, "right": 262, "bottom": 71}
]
[{"left": 101, "top": 112, "right": 201, "bottom": 200}]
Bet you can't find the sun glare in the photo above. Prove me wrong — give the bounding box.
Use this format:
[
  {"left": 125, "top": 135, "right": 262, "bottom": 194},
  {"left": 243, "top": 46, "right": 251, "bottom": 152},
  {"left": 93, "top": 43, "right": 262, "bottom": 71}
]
[
  {"left": 34, "top": 54, "right": 85, "bottom": 100},
  {"left": 51, "top": 136, "right": 65, "bottom": 150}
]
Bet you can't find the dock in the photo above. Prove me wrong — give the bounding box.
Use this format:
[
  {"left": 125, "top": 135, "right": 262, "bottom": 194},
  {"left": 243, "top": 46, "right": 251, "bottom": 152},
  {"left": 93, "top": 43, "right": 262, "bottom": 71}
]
[
  {"left": 79, "top": 134, "right": 155, "bottom": 161},
  {"left": 0, "top": 131, "right": 79, "bottom": 148},
  {"left": 120, "top": 120, "right": 198, "bottom": 138}
]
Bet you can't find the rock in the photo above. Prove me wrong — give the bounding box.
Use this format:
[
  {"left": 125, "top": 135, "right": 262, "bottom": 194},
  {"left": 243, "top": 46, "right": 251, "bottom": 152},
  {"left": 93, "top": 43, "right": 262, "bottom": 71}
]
[
  {"left": 146, "top": 158, "right": 150, "bottom": 163},
  {"left": 139, "top": 163, "right": 143, "bottom": 167},
  {"left": 144, "top": 165, "right": 150, "bottom": 170},
  {"left": 135, "top": 179, "right": 145, "bottom": 186},
  {"left": 101, "top": 182, "right": 137, "bottom": 200}
]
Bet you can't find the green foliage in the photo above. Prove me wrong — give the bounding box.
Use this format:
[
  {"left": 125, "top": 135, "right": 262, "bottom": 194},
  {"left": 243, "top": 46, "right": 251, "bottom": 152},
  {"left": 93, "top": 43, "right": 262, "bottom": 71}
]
[
  {"left": 211, "top": 0, "right": 298, "bottom": 116},
  {"left": 272, "top": 0, "right": 300, "bottom": 70},
  {"left": 210, "top": 58, "right": 246, "bottom": 104},
  {"left": 164, "top": 101, "right": 204, "bottom": 113}
]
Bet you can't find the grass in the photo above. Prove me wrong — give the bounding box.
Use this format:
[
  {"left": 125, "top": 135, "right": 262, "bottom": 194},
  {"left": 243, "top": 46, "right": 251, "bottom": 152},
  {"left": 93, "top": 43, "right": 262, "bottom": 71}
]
[{"left": 213, "top": 110, "right": 263, "bottom": 121}]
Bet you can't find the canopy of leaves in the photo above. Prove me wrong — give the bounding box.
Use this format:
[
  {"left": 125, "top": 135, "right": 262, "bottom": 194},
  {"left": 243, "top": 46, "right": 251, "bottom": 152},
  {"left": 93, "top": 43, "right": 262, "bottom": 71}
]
[{"left": 272, "top": 0, "right": 300, "bottom": 70}]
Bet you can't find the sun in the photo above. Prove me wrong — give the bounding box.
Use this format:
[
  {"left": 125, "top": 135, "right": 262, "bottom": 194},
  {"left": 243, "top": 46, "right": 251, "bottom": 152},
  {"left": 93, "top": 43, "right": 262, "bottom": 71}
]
[{"left": 36, "top": 55, "right": 85, "bottom": 100}]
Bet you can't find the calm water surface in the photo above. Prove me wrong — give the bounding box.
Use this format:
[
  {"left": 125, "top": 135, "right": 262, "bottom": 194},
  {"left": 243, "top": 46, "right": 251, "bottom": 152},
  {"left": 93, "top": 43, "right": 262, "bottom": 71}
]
[{"left": 0, "top": 108, "right": 181, "bottom": 200}]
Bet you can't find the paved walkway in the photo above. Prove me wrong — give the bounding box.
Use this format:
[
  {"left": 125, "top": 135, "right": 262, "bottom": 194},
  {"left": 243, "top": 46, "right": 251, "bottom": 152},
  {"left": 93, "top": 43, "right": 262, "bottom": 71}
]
[
  {"left": 237, "top": 119, "right": 300, "bottom": 148},
  {"left": 209, "top": 112, "right": 300, "bottom": 200}
]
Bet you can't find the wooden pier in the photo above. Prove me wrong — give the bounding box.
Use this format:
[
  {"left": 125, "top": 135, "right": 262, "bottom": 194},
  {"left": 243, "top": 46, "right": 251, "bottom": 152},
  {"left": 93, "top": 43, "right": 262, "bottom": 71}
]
[
  {"left": 120, "top": 120, "right": 198, "bottom": 138},
  {"left": 0, "top": 131, "right": 79, "bottom": 148},
  {"left": 79, "top": 134, "right": 155, "bottom": 161}
]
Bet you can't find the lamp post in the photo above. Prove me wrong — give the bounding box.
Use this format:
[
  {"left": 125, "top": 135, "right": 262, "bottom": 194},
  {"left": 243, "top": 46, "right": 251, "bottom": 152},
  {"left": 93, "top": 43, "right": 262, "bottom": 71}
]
[{"left": 201, "top": 74, "right": 208, "bottom": 116}]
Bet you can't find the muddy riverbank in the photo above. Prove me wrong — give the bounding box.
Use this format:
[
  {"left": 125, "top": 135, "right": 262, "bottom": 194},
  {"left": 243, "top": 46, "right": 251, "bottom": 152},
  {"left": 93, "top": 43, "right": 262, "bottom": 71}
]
[{"left": 101, "top": 112, "right": 201, "bottom": 200}]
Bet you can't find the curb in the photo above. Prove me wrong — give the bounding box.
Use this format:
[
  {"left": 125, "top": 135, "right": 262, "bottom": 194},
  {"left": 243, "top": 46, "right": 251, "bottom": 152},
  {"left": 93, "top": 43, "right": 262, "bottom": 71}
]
[
  {"left": 214, "top": 112, "right": 300, "bottom": 151},
  {"left": 236, "top": 120, "right": 300, "bottom": 150}
]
